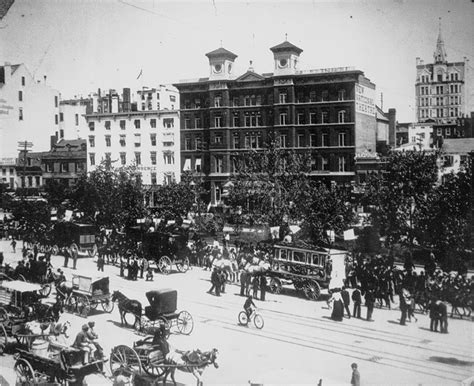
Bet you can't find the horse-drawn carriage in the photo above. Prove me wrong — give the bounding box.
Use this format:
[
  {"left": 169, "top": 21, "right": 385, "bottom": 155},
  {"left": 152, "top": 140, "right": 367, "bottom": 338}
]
[
  {"left": 1, "top": 260, "right": 54, "bottom": 298},
  {"left": 110, "top": 339, "right": 218, "bottom": 385},
  {"left": 49, "top": 221, "right": 98, "bottom": 257},
  {"left": 63, "top": 274, "right": 114, "bottom": 317},
  {"left": 14, "top": 339, "right": 105, "bottom": 385},
  {"left": 127, "top": 226, "right": 191, "bottom": 275},
  {"left": 112, "top": 288, "right": 194, "bottom": 336},
  {"left": 0, "top": 280, "right": 59, "bottom": 351}
]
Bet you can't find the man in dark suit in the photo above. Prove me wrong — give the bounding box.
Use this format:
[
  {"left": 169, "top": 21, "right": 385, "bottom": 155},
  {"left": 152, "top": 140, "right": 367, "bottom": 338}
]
[
  {"left": 341, "top": 287, "right": 351, "bottom": 318},
  {"left": 365, "top": 287, "right": 375, "bottom": 321},
  {"left": 352, "top": 286, "right": 362, "bottom": 318}
]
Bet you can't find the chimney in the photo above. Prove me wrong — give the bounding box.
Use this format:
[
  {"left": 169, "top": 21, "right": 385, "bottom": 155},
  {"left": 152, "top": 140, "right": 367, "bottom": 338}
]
[
  {"left": 50, "top": 134, "right": 58, "bottom": 149},
  {"left": 123, "top": 88, "right": 131, "bottom": 112},
  {"left": 111, "top": 94, "right": 119, "bottom": 113},
  {"left": 388, "top": 108, "right": 396, "bottom": 148},
  {"left": 3, "top": 62, "right": 11, "bottom": 84}
]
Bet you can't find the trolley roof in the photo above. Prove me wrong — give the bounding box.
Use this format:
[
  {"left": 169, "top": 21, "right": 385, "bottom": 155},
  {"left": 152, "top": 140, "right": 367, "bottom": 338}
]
[{"left": 0, "top": 280, "right": 43, "bottom": 292}]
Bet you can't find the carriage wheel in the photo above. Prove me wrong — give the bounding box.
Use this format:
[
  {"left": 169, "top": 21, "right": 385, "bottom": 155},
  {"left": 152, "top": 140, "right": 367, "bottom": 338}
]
[
  {"left": 143, "top": 354, "right": 167, "bottom": 377},
  {"left": 158, "top": 256, "right": 172, "bottom": 275},
  {"left": 0, "top": 324, "right": 7, "bottom": 353},
  {"left": 238, "top": 311, "right": 249, "bottom": 326},
  {"left": 39, "top": 283, "right": 51, "bottom": 298},
  {"left": 88, "top": 244, "right": 98, "bottom": 257},
  {"left": 102, "top": 298, "right": 115, "bottom": 313},
  {"left": 65, "top": 295, "right": 78, "bottom": 314},
  {"left": 177, "top": 311, "right": 194, "bottom": 335},
  {"left": 253, "top": 313, "right": 264, "bottom": 329},
  {"left": 110, "top": 345, "right": 142, "bottom": 377},
  {"left": 176, "top": 257, "right": 190, "bottom": 273},
  {"left": 77, "top": 296, "right": 91, "bottom": 317},
  {"left": 303, "top": 281, "right": 321, "bottom": 301},
  {"left": 52, "top": 245, "right": 59, "bottom": 255},
  {"left": 14, "top": 358, "right": 38, "bottom": 384},
  {"left": 269, "top": 278, "right": 282, "bottom": 294},
  {"left": 0, "top": 308, "right": 9, "bottom": 325},
  {"left": 17, "top": 274, "right": 26, "bottom": 282}
]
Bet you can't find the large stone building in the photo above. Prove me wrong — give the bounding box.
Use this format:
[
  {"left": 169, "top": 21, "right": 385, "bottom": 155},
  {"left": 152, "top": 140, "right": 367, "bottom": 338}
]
[
  {"left": 83, "top": 86, "right": 180, "bottom": 187},
  {"left": 0, "top": 62, "right": 60, "bottom": 157},
  {"left": 174, "top": 41, "right": 377, "bottom": 205},
  {"left": 415, "top": 24, "right": 470, "bottom": 126}
]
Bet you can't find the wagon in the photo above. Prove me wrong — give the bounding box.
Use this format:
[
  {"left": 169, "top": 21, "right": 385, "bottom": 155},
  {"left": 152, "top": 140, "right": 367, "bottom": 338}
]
[
  {"left": 127, "top": 226, "right": 191, "bottom": 274},
  {"left": 14, "top": 341, "right": 105, "bottom": 385},
  {"left": 50, "top": 221, "right": 98, "bottom": 257},
  {"left": 0, "top": 280, "right": 54, "bottom": 349},
  {"left": 65, "top": 274, "right": 114, "bottom": 317}
]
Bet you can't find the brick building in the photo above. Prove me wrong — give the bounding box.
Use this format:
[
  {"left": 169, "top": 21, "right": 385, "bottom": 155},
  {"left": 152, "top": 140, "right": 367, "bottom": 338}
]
[{"left": 174, "top": 40, "right": 377, "bottom": 205}]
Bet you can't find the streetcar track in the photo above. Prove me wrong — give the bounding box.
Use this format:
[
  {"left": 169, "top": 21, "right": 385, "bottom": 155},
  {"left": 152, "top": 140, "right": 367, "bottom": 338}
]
[{"left": 192, "top": 311, "right": 471, "bottom": 382}]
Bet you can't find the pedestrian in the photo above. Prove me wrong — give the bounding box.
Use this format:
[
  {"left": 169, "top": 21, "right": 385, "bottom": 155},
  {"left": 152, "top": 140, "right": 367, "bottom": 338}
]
[
  {"left": 97, "top": 254, "right": 105, "bottom": 272},
  {"left": 399, "top": 288, "right": 409, "bottom": 326},
  {"left": 365, "top": 287, "right": 375, "bottom": 321},
  {"left": 350, "top": 363, "right": 360, "bottom": 386},
  {"left": 0, "top": 252, "right": 4, "bottom": 267},
  {"left": 11, "top": 238, "right": 16, "bottom": 253},
  {"left": 63, "top": 247, "right": 70, "bottom": 268},
  {"left": 218, "top": 268, "right": 226, "bottom": 293},
  {"left": 407, "top": 294, "right": 417, "bottom": 322},
  {"left": 329, "top": 290, "right": 344, "bottom": 321},
  {"left": 240, "top": 270, "right": 247, "bottom": 296},
  {"left": 341, "top": 287, "right": 351, "bottom": 318},
  {"left": 72, "top": 246, "right": 78, "bottom": 270},
  {"left": 252, "top": 274, "right": 259, "bottom": 299},
  {"left": 139, "top": 257, "right": 145, "bottom": 279},
  {"left": 436, "top": 300, "right": 448, "bottom": 333},
  {"left": 259, "top": 275, "right": 267, "bottom": 301},
  {"left": 207, "top": 267, "right": 221, "bottom": 296},
  {"left": 146, "top": 267, "right": 154, "bottom": 281}
]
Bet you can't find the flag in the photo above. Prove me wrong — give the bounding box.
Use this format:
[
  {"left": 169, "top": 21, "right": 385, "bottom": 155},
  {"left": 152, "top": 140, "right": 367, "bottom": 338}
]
[
  {"left": 343, "top": 228, "right": 357, "bottom": 241},
  {"left": 136, "top": 69, "right": 143, "bottom": 80}
]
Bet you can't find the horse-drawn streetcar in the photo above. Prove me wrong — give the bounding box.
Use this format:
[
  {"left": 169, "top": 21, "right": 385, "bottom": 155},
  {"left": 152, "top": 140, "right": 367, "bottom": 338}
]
[{"left": 64, "top": 274, "right": 114, "bottom": 317}]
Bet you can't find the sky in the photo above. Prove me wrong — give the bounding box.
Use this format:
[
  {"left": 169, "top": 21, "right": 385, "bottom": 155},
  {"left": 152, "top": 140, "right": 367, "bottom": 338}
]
[{"left": 1, "top": 0, "right": 473, "bottom": 122}]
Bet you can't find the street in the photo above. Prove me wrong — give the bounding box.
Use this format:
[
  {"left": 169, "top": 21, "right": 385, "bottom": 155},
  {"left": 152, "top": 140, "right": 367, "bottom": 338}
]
[{"left": 0, "top": 239, "right": 473, "bottom": 385}]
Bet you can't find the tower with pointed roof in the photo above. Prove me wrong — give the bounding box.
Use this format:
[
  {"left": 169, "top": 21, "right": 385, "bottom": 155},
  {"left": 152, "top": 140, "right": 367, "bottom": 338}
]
[
  {"left": 415, "top": 21, "right": 470, "bottom": 132},
  {"left": 206, "top": 47, "right": 238, "bottom": 81},
  {"left": 270, "top": 39, "right": 303, "bottom": 76}
]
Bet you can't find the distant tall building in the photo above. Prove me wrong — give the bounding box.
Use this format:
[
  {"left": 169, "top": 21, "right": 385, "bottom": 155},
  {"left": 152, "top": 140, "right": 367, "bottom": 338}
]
[
  {"left": 415, "top": 23, "right": 470, "bottom": 126},
  {"left": 84, "top": 86, "right": 180, "bottom": 187},
  {"left": 175, "top": 40, "right": 377, "bottom": 205},
  {"left": 0, "top": 62, "right": 60, "bottom": 157},
  {"left": 58, "top": 97, "right": 92, "bottom": 141}
]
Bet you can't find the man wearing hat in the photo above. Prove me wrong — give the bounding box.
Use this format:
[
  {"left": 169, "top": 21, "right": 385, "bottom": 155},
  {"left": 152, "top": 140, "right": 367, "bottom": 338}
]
[
  {"left": 86, "top": 321, "right": 104, "bottom": 359},
  {"left": 73, "top": 324, "right": 96, "bottom": 364}
]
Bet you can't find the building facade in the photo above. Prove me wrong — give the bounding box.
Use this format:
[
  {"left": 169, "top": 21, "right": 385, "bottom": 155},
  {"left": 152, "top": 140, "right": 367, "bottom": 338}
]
[
  {"left": 415, "top": 25, "right": 470, "bottom": 125},
  {"left": 0, "top": 62, "right": 60, "bottom": 157},
  {"left": 84, "top": 86, "right": 180, "bottom": 186},
  {"left": 58, "top": 98, "right": 92, "bottom": 141},
  {"left": 175, "top": 41, "right": 377, "bottom": 205}
]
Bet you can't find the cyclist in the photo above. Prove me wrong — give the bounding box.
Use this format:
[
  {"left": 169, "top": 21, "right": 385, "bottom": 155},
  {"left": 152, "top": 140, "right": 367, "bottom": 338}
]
[{"left": 243, "top": 295, "right": 256, "bottom": 319}]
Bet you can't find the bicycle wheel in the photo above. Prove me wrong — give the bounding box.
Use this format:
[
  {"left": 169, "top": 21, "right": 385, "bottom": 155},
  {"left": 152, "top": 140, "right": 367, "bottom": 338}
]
[
  {"left": 253, "top": 314, "right": 264, "bottom": 329},
  {"left": 238, "top": 311, "right": 249, "bottom": 326}
]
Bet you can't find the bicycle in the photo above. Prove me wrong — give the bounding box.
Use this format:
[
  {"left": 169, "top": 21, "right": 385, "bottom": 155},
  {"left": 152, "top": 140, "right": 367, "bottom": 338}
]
[{"left": 238, "top": 308, "right": 264, "bottom": 329}]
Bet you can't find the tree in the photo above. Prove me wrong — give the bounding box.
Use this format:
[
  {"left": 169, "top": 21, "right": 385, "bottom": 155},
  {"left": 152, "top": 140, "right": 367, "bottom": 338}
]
[
  {"left": 70, "top": 162, "right": 145, "bottom": 229},
  {"left": 10, "top": 199, "right": 51, "bottom": 243},
  {"left": 227, "top": 140, "right": 310, "bottom": 226},
  {"left": 365, "top": 150, "right": 439, "bottom": 251}
]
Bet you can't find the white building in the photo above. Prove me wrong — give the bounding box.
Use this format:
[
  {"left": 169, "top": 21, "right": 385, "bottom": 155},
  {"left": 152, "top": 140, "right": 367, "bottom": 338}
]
[
  {"left": 58, "top": 98, "right": 91, "bottom": 140},
  {"left": 84, "top": 86, "right": 180, "bottom": 186},
  {"left": 0, "top": 62, "right": 60, "bottom": 157}
]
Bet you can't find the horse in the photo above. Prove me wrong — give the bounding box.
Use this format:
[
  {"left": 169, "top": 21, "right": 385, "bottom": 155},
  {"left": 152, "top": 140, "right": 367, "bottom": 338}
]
[
  {"left": 111, "top": 290, "right": 143, "bottom": 329},
  {"left": 162, "top": 348, "right": 219, "bottom": 386},
  {"left": 212, "top": 258, "right": 238, "bottom": 283}
]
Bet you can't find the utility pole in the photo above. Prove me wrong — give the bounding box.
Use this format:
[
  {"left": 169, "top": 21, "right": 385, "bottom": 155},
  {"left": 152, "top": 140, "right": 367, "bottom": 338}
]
[{"left": 17, "top": 140, "right": 33, "bottom": 195}]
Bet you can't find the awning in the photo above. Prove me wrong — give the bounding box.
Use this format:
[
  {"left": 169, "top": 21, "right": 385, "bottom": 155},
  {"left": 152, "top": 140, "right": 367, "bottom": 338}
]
[
  {"left": 1, "top": 280, "right": 43, "bottom": 292},
  {"left": 183, "top": 158, "right": 191, "bottom": 171}
]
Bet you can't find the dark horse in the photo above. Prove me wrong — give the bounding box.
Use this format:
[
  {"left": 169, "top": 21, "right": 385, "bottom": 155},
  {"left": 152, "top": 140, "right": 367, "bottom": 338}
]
[
  {"left": 111, "top": 290, "right": 142, "bottom": 329},
  {"left": 163, "top": 348, "right": 219, "bottom": 386}
]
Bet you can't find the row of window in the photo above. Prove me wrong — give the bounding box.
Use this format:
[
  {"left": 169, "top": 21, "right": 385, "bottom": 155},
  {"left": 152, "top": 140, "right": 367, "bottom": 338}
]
[
  {"left": 198, "top": 154, "right": 350, "bottom": 174},
  {"left": 43, "top": 162, "right": 85, "bottom": 173},
  {"left": 419, "top": 73, "right": 460, "bottom": 83},
  {"left": 88, "top": 118, "right": 174, "bottom": 131},
  {"left": 419, "top": 107, "right": 460, "bottom": 119},
  {"left": 88, "top": 152, "right": 174, "bottom": 166},
  {"left": 184, "top": 89, "right": 348, "bottom": 109},
  {"left": 88, "top": 133, "right": 174, "bottom": 148},
  {"left": 183, "top": 131, "right": 349, "bottom": 150},
  {"left": 419, "top": 95, "right": 461, "bottom": 107},
  {"left": 419, "top": 83, "right": 461, "bottom": 96}
]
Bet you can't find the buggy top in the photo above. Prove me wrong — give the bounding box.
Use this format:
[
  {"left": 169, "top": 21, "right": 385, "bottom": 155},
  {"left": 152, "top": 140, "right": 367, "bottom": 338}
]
[
  {"left": 72, "top": 275, "right": 110, "bottom": 296},
  {"left": 145, "top": 288, "right": 177, "bottom": 320},
  {"left": 1, "top": 280, "right": 43, "bottom": 292},
  {"left": 0, "top": 280, "right": 43, "bottom": 308}
]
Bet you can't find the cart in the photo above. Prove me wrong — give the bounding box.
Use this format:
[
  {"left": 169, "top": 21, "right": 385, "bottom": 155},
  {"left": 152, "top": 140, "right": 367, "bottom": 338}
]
[
  {"left": 0, "top": 280, "right": 54, "bottom": 349},
  {"left": 64, "top": 274, "right": 114, "bottom": 317},
  {"left": 50, "top": 221, "right": 98, "bottom": 257},
  {"left": 14, "top": 342, "right": 105, "bottom": 385}
]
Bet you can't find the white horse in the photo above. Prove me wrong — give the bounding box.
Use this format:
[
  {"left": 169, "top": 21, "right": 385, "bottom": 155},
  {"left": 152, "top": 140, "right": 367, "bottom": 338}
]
[
  {"left": 162, "top": 348, "right": 219, "bottom": 386},
  {"left": 212, "top": 258, "right": 238, "bottom": 282}
]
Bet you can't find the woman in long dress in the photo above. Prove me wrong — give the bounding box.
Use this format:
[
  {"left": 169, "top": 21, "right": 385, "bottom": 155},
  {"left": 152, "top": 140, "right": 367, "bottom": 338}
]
[{"left": 330, "top": 290, "right": 344, "bottom": 321}]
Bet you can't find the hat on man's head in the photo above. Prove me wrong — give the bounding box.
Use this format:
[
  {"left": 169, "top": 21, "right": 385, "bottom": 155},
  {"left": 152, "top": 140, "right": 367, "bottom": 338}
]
[
  {"left": 88, "top": 321, "right": 95, "bottom": 327},
  {"left": 82, "top": 324, "right": 89, "bottom": 330}
]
